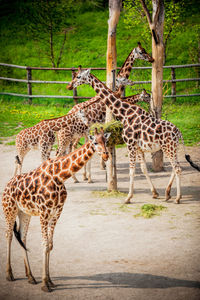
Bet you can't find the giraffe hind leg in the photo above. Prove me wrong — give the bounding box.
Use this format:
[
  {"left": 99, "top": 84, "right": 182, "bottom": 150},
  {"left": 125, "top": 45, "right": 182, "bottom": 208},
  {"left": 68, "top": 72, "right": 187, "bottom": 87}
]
[{"left": 17, "top": 211, "right": 37, "bottom": 284}]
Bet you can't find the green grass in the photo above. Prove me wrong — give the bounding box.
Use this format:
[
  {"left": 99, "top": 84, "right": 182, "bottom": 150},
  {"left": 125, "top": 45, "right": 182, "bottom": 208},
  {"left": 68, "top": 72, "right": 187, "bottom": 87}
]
[
  {"left": 134, "top": 204, "right": 167, "bottom": 219},
  {"left": 0, "top": 6, "right": 199, "bottom": 146}
]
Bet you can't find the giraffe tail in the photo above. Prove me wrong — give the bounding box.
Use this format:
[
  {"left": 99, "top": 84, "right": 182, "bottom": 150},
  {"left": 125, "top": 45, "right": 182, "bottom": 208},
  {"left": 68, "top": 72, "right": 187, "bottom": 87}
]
[
  {"left": 15, "top": 155, "right": 21, "bottom": 165},
  {"left": 13, "top": 221, "right": 27, "bottom": 251},
  {"left": 185, "top": 155, "right": 200, "bottom": 172},
  {"left": 179, "top": 132, "right": 200, "bottom": 172}
]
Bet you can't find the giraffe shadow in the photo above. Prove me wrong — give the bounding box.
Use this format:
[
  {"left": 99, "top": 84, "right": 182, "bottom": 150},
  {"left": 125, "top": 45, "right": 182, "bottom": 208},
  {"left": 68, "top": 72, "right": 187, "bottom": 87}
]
[{"left": 52, "top": 272, "right": 200, "bottom": 291}]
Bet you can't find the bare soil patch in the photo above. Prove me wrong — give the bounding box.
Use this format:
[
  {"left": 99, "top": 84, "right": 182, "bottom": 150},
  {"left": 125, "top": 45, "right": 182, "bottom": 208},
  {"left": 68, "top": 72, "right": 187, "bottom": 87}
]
[{"left": 0, "top": 143, "right": 200, "bottom": 300}]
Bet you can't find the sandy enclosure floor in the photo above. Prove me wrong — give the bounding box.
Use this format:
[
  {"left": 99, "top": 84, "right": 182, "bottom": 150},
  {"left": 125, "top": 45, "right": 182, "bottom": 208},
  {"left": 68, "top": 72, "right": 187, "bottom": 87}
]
[{"left": 0, "top": 143, "right": 200, "bottom": 300}]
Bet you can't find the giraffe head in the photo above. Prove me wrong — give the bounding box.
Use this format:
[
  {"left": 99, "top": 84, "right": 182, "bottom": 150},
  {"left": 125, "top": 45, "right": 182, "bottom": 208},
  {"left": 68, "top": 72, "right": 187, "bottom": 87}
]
[
  {"left": 133, "top": 42, "right": 154, "bottom": 62},
  {"left": 139, "top": 89, "right": 151, "bottom": 103},
  {"left": 88, "top": 127, "right": 111, "bottom": 161},
  {"left": 67, "top": 66, "right": 91, "bottom": 90},
  {"left": 76, "top": 109, "right": 88, "bottom": 126},
  {"left": 115, "top": 76, "right": 135, "bottom": 88}
]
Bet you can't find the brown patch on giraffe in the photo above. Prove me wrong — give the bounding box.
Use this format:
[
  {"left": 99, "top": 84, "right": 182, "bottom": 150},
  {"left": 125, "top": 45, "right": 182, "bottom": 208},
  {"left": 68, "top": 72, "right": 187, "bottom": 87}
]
[
  {"left": 59, "top": 171, "right": 71, "bottom": 180},
  {"left": 41, "top": 173, "right": 51, "bottom": 186},
  {"left": 115, "top": 100, "right": 121, "bottom": 108},
  {"left": 122, "top": 102, "right": 129, "bottom": 109},
  {"left": 71, "top": 164, "right": 80, "bottom": 173},
  {"left": 47, "top": 181, "right": 56, "bottom": 192},
  {"left": 72, "top": 153, "right": 77, "bottom": 160},
  {"left": 137, "top": 107, "right": 143, "bottom": 115},
  {"left": 54, "top": 162, "right": 61, "bottom": 174},
  {"left": 46, "top": 200, "right": 53, "bottom": 208},
  {"left": 62, "top": 158, "right": 70, "bottom": 170},
  {"left": 143, "top": 132, "right": 148, "bottom": 142},
  {"left": 46, "top": 164, "right": 53, "bottom": 176},
  {"left": 77, "top": 157, "right": 85, "bottom": 166},
  {"left": 109, "top": 95, "right": 116, "bottom": 103},
  {"left": 142, "top": 124, "right": 147, "bottom": 130},
  {"left": 60, "top": 190, "right": 67, "bottom": 203},
  {"left": 119, "top": 108, "right": 126, "bottom": 116},
  {"left": 145, "top": 119, "right": 151, "bottom": 126},
  {"left": 156, "top": 125, "right": 162, "bottom": 134},
  {"left": 147, "top": 128, "right": 154, "bottom": 135},
  {"left": 42, "top": 161, "right": 48, "bottom": 169}
]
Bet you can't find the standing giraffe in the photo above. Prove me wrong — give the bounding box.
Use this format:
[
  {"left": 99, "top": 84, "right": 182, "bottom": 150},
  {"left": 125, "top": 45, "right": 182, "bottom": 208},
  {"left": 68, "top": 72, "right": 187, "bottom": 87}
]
[
  {"left": 67, "top": 67, "right": 200, "bottom": 204},
  {"left": 57, "top": 42, "right": 154, "bottom": 182},
  {"left": 57, "top": 90, "right": 151, "bottom": 183},
  {"left": 14, "top": 109, "right": 88, "bottom": 176},
  {"left": 2, "top": 128, "right": 110, "bottom": 292}
]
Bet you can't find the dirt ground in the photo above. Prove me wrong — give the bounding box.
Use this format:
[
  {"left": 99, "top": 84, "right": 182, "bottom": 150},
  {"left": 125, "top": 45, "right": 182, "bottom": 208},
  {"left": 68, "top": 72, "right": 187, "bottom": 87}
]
[{"left": 0, "top": 142, "right": 200, "bottom": 300}]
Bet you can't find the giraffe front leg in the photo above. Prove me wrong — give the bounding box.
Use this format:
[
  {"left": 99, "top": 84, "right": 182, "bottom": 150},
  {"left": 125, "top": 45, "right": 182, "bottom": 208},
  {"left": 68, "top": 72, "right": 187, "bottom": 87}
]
[
  {"left": 40, "top": 219, "right": 52, "bottom": 293},
  {"left": 6, "top": 223, "right": 16, "bottom": 282},
  {"left": 86, "top": 160, "right": 93, "bottom": 183}
]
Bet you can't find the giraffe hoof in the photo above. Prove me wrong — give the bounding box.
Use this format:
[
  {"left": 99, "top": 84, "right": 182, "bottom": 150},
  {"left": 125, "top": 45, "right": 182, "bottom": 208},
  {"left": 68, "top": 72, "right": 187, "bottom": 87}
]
[
  {"left": 41, "top": 284, "right": 52, "bottom": 293},
  {"left": 83, "top": 177, "right": 88, "bottom": 181},
  {"left": 48, "top": 280, "right": 56, "bottom": 288},
  {"left": 73, "top": 179, "right": 79, "bottom": 183},
  {"left": 124, "top": 199, "right": 131, "bottom": 204},
  {"left": 165, "top": 194, "right": 171, "bottom": 201},
  {"left": 6, "top": 273, "right": 15, "bottom": 282},
  {"left": 152, "top": 191, "right": 159, "bottom": 199},
  {"left": 87, "top": 180, "right": 93, "bottom": 184},
  {"left": 28, "top": 277, "right": 37, "bottom": 284}
]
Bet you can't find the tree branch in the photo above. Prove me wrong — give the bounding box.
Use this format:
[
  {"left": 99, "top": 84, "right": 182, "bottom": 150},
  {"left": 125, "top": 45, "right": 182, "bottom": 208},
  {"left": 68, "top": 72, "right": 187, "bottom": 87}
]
[
  {"left": 56, "top": 29, "right": 67, "bottom": 68},
  {"left": 140, "top": 0, "right": 152, "bottom": 27},
  {"left": 153, "top": 0, "right": 160, "bottom": 26}
]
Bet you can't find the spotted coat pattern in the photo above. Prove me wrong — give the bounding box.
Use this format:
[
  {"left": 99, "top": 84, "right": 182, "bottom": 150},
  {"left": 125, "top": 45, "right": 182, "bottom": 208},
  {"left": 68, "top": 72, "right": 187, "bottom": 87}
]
[
  {"left": 57, "top": 43, "right": 154, "bottom": 182},
  {"left": 14, "top": 110, "right": 88, "bottom": 176},
  {"left": 67, "top": 68, "right": 187, "bottom": 204},
  {"left": 2, "top": 129, "right": 110, "bottom": 292}
]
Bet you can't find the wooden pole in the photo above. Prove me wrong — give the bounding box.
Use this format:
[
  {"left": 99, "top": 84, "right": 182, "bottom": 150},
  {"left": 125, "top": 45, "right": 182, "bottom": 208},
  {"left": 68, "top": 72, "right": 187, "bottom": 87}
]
[
  {"left": 171, "top": 67, "right": 176, "bottom": 102},
  {"left": 27, "top": 67, "right": 32, "bottom": 104},
  {"left": 106, "top": 0, "right": 121, "bottom": 191},
  {"left": 72, "top": 69, "right": 78, "bottom": 105}
]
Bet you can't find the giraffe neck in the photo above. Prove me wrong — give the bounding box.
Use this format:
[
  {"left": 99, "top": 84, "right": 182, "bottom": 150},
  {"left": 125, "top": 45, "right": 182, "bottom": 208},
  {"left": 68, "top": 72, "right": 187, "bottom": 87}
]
[
  {"left": 116, "top": 49, "right": 136, "bottom": 96},
  {"left": 55, "top": 141, "right": 95, "bottom": 182},
  {"left": 87, "top": 74, "right": 137, "bottom": 122}
]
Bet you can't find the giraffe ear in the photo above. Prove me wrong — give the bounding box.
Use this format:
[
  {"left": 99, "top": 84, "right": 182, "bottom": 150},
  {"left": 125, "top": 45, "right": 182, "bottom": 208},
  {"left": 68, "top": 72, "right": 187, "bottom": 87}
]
[
  {"left": 104, "top": 132, "right": 111, "bottom": 141},
  {"left": 85, "top": 69, "right": 91, "bottom": 76}
]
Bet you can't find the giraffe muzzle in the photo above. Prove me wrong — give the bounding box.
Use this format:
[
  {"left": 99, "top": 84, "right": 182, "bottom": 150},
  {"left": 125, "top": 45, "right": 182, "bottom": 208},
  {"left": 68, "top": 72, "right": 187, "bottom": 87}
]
[
  {"left": 102, "top": 152, "right": 109, "bottom": 161},
  {"left": 67, "top": 84, "right": 73, "bottom": 90}
]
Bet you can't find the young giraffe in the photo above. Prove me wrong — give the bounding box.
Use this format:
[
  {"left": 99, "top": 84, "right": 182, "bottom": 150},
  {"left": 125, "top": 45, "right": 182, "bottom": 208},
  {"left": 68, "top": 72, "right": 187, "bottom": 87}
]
[
  {"left": 67, "top": 67, "right": 200, "bottom": 204},
  {"left": 2, "top": 128, "right": 110, "bottom": 292},
  {"left": 56, "top": 42, "right": 154, "bottom": 182},
  {"left": 14, "top": 109, "right": 88, "bottom": 176}
]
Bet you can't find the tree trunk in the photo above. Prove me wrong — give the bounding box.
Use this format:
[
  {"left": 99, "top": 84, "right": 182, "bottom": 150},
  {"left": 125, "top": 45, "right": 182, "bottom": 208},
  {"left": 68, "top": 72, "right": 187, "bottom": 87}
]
[
  {"left": 106, "top": 0, "right": 121, "bottom": 191},
  {"left": 151, "top": 0, "right": 165, "bottom": 171}
]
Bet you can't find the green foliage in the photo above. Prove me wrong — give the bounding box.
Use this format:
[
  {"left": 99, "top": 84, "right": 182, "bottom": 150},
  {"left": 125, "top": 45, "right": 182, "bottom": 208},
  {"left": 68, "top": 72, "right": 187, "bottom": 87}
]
[
  {"left": 134, "top": 204, "right": 166, "bottom": 218},
  {"left": 123, "top": 0, "right": 183, "bottom": 58},
  {"left": 90, "top": 120, "right": 124, "bottom": 146}
]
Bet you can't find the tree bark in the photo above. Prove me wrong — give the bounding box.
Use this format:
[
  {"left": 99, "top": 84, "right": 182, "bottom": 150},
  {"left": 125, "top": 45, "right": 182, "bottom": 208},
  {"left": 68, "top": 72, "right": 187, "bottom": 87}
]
[
  {"left": 106, "top": 0, "right": 121, "bottom": 191},
  {"left": 151, "top": 0, "right": 164, "bottom": 171},
  {"left": 141, "top": 0, "right": 164, "bottom": 171}
]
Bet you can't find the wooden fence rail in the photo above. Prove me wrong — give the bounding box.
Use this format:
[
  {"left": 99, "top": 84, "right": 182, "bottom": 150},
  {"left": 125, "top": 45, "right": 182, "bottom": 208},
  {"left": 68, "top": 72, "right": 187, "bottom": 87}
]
[{"left": 0, "top": 62, "right": 199, "bottom": 104}]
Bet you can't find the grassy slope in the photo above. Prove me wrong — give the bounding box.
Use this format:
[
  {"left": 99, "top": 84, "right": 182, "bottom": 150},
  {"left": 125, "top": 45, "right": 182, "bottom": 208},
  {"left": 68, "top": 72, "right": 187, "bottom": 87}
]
[{"left": 0, "top": 8, "right": 200, "bottom": 145}]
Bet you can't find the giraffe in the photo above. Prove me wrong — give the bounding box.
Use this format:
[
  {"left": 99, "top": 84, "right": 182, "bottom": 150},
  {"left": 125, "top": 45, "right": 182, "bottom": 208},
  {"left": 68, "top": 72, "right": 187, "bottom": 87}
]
[
  {"left": 2, "top": 128, "right": 110, "bottom": 292},
  {"left": 67, "top": 67, "right": 200, "bottom": 204},
  {"left": 57, "top": 90, "right": 151, "bottom": 183},
  {"left": 56, "top": 42, "right": 154, "bottom": 182},
  {"left": 14, "top": 109, "right": 88, "bottom": 176}
]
